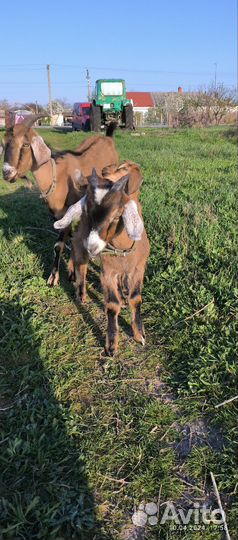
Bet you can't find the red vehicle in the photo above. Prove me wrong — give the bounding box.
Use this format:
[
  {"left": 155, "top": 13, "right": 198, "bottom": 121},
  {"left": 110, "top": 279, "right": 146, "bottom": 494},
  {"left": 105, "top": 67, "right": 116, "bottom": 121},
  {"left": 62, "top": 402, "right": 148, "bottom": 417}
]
[{"left": 72, "top": 102, "right": 91, "bottom": 131}]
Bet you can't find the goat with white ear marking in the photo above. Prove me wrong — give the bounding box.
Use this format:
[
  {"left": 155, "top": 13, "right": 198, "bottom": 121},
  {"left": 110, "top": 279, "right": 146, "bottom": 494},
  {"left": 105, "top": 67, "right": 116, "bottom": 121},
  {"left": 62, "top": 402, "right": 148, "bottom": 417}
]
[
  {"left": 1, "top": 117, "right": 118, "bottom": 286},
  {"left": 68, "top": 162, "right": 150, "bottom": 356},
  {"left": 54, "top": 194, "right": 144, "bottom": 240}
]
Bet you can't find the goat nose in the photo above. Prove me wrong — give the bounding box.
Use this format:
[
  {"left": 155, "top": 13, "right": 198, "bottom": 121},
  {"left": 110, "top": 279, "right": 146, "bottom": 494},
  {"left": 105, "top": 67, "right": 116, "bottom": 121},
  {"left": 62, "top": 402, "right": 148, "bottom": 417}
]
[{"left": 2, "top": 163, "right": 17, "bottom": 181}]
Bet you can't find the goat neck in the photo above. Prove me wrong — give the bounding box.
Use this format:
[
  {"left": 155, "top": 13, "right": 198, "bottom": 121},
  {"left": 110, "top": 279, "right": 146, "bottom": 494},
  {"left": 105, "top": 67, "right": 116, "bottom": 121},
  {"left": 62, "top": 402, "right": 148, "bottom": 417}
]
[{"left": 33, "top": 159, "right": 54, "bottom": 195}]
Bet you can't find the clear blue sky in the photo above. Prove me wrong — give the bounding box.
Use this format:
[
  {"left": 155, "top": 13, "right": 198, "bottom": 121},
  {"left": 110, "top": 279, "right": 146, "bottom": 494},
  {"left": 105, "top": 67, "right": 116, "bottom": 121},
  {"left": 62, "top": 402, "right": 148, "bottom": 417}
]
[{"left": 0, "top": 0, "right": 236, "bottom": 105}]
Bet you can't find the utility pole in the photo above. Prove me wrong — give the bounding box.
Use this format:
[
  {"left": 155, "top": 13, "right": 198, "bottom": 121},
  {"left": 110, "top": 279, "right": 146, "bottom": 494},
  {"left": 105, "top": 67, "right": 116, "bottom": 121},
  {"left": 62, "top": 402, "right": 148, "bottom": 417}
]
[
  {"left": 214, "top": 62, "right": 217, "bottom": 90},
  {"left": 86, "top": 69, "right": 91, "bottom": 101},
  {"left": 47, "top": 64, "right": 53, "bottom": 119}
]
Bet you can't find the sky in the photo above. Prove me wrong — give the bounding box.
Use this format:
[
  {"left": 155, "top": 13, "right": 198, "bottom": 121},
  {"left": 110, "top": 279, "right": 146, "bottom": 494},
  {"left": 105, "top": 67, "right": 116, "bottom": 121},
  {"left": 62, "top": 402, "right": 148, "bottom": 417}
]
[{"left": 0, "top": 0, "right": 236, "bottom": 106}]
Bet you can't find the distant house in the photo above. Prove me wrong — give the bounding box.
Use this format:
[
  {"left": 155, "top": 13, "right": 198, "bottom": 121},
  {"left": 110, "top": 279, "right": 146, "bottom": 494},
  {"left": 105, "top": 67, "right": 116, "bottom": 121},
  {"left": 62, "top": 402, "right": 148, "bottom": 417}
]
[
  {"left": 126, "top": 87, "right": 237, "bottom": 127},
  {"left": 127, "top": 87, "right": 190, "bottom": 126},
  {"left": 126, "top": 92, "right": 154, "bottom": 125}
]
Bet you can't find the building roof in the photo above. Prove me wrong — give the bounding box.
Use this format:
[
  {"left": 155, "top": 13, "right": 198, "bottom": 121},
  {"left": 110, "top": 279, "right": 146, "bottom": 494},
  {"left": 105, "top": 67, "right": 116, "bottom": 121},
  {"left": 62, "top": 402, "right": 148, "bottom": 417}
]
[{"left": 126, "top": 92, "right": 154, "bottom": 107}]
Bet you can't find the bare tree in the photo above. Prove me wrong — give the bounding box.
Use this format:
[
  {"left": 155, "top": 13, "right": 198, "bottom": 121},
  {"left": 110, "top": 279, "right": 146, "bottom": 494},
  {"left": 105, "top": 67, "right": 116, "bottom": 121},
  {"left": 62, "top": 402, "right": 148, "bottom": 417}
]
[
  {"left": 177, "top": 83, "right": 237, "bottom": 127},
  {"left": 0, "top": 99, "right": 11, "bottom": 111},
  {"left": 22, "top": 102, "right": 46, "bottom": 114},
  {"left": 53, "top": 98, "right": 72, "bottom": 111},
  {"left": 152, "top": 93, "right": 185, "bottom": 125},
  {"left": 208, "top": 83, "right": 236, "bottom": 124}
]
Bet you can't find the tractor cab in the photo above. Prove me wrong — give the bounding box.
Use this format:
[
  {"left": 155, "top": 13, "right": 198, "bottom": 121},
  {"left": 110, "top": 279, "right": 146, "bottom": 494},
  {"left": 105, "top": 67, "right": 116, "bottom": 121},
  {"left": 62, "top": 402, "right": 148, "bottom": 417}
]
[{"left": 91, "top": 79, "right": 133, "bottom": 131}]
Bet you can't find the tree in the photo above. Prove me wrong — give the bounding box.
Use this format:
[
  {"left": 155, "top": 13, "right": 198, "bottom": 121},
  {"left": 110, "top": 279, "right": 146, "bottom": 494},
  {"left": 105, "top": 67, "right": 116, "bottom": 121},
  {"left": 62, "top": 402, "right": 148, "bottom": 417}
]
[
  {"left": 23, "top": 102, "right": 46, "bottom": 114},
  {"left": 47, "top": 98, "right": 72, "bottom": 113},
  {"left": 177, "top": 83, "right": 237, "bottom": 127},
  {"left": 152, "top": 93, "right": 185, "bottom": 125},
  {"left": 145, "top": 108, "right": 158, "bottom": 124},
  {"left": 208, "top": 83, "right": 236, "bottom": 124},
  {"left": 0, "top": 99, "right": 11, "bottom": 111},
  {"left": 47, "top": 100, "right": 64, "bottom": 115}
]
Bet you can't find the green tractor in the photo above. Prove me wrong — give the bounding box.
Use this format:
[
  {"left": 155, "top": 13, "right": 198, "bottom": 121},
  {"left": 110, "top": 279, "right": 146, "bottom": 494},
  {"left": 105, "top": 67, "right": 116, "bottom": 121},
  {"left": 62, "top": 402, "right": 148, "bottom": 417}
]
[{"left": 90, "top": 79, "right": 134, "bottom": 131}]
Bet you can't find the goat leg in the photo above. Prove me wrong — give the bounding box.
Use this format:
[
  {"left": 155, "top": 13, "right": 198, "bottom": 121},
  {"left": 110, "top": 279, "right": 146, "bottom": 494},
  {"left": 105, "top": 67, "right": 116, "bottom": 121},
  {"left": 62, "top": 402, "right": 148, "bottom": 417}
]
[
  {"left": 74, "top": 262, "right": 88, "bottom": 303},
  {"left": 129, "top": 279, "right": 145, "bottom": 346},
  {"left": 68, "top": 257, "right": 76, "bottom": 282},
  {"left": 104, "top": 285, "right": 122, "bottom": 356},
  {"left": 47, "top": 229, "right": 69, "bottom": 287}
]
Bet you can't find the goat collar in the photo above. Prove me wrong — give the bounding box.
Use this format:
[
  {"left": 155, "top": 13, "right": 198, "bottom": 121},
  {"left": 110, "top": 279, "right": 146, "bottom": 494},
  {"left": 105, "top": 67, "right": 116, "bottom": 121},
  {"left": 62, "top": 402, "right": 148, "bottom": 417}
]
[
  {"left": 40, "top": 158, "right": 57, "bottom": 200},
  {"left": 100, "top": 241, "right": 136, "bottom": 257}
]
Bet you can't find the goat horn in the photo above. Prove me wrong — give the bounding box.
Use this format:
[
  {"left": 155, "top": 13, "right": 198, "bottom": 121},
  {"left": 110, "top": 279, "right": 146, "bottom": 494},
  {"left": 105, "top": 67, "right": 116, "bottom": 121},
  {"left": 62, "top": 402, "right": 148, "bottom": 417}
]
[
  {"left": 20, "top": 114, "right": 49, "bottom": 130},
  {"left": 111, "top": 174, "right": 129, "bottom": 192},
  {"left": 89, "top": 168, "right": 98, "bottom": 188}
]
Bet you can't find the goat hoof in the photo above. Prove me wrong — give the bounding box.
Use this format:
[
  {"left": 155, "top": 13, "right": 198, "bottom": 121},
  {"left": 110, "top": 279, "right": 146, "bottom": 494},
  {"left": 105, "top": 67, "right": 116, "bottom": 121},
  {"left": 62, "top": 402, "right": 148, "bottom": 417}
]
[
  {"left": 134, "top": 333, "right": 146, "bottom": 346},
  {"left": 76, "top": 293, "right": 87, "bottom": 304},
  {"left": 47, "top": 272, "right": 59, "bottom": 287},
  {"left": 140, "top": 335, "right": 146, "bottom": 346},
  {"left": 105, "top": 346, "right": 116, "bottom": 357}
]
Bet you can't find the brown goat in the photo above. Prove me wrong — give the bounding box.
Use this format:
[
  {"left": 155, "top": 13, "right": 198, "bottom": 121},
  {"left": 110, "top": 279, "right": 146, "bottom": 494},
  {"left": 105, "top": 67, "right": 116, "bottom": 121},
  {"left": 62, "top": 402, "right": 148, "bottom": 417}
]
[
  {"left": 0, "top": 116, "right": 118, "bottom": 286},
  {"left": 55, "top": 162, "right": 150, "bottom": 356}
]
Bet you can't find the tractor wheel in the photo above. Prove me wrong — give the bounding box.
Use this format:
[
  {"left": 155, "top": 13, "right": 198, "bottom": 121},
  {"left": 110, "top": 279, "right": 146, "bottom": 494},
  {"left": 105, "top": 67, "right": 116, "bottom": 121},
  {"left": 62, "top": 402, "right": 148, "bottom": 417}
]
[
  {"left": 124, "top": 104, "right": 134, "bottom": 130},
  {"left": 91, "top": 104, "right": 101, "bottom": 132}
]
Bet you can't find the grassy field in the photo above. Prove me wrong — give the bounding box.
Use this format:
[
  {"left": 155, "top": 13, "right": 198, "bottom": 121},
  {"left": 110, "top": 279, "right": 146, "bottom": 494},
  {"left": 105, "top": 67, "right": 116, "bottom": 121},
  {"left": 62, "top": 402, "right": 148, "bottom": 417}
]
[{"left": 0, "top": 126, "right": 237, "bottom": 540}]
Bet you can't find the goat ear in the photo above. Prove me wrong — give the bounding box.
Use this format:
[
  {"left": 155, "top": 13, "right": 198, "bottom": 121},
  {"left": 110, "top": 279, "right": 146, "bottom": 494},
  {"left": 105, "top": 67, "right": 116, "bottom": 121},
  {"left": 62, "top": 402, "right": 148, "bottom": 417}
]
[
  {"left": 122, "top": 200, "right": 144, "bottom": 241},
  {"left": 54, "top": 195, "right": 87, "bottom": 230},
  {"left": 31, "top": 135, "right": 51, "bottom": 167},
  {"left": 110, "top": 174, "right": 129, "bottom": 193},
  {"left": 89, "top": 167, "right": 98, "bottom": 188},
  {"left": 126, "top": 167, "right": 143, "bottom": 195},
  {"left": 101, "top": 163, "right": 117, "bottom": 177}
]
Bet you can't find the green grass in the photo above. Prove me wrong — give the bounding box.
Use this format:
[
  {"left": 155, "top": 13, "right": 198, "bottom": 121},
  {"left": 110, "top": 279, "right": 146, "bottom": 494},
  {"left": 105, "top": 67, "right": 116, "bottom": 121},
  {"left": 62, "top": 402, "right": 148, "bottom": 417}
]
[{"left": 0, "top": 126, "right": 237, "bottom": 539}]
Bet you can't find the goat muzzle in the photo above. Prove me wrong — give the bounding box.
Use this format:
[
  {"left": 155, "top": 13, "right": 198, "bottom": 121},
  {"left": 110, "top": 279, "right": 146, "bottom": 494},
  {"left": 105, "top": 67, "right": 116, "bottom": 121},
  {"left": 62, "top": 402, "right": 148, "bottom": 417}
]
[{"left": 2, "top": 163, "right": 18, "bottom": 182}]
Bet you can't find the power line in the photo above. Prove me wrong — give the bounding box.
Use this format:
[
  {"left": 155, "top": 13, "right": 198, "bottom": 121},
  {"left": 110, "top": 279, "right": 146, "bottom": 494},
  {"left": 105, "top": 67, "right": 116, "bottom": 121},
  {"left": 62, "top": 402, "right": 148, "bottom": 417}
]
[
  {"left": 50, "top": 64, "right": 236, "bottom": 77},
  {"left": 0, "top": 63, "right": 46, "bottom": 67},
  {"left": 0, "top": 63, "right": 235, "bottom": 77},
  {"left": 0, "top": 82, "right": 88, "bottom": 85}
]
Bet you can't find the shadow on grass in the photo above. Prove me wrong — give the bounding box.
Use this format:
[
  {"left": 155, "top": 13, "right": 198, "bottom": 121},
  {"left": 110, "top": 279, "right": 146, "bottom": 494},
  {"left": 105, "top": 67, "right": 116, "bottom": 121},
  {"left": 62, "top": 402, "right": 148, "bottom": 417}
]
[
  {"left": 0, "top": 186, "right": 103, "bottom": 347},
  {"left": 222, "top": 126, "right": 237, "bottom": 140},
  {"left": 0, "top": 298, "right": 113, "bottom": 540},
  {"left": 0, "top": 185, "right": 134, "bottom": 346}
]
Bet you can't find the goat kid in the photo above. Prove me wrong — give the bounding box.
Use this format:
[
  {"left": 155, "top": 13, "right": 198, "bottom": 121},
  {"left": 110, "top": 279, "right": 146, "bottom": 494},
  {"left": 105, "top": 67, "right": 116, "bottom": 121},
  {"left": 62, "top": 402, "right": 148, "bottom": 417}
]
[
  {"left": 55, "top": 163, "right": 150, "bottom": 356},
  {"left": 0, "top": 116, "right": 118, "bottom": 286}
]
